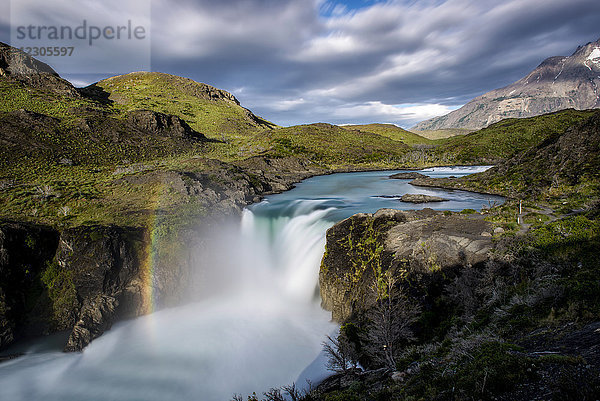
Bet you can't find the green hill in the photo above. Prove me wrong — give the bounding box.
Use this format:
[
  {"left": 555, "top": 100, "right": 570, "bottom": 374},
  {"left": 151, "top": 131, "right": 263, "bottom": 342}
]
[
  {"left": 435, "top": 109, "right": 598, "bottom": 163},
  {"left": 342, "top": 123, "right": 432, "bottom": 145},
  {"left": 413, "top": 128, "right": 472, "bottom": 140},
  {"left": 255, "top": 123, "right": 410, "bottom": 167},
  {"left": 89, "top": 72, "right": 276, "bottom": 140},
  {"left": 464, "top": 110, "right": 600, "bottom": 203}
]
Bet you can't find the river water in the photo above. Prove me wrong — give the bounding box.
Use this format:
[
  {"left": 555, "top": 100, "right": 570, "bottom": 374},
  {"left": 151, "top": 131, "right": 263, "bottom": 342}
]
[{"left": 0, "top": 167, "right": 503, "bottom": 401}]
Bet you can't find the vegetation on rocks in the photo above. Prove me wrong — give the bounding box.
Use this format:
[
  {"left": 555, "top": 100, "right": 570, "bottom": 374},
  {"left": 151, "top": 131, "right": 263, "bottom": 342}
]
[{"left": 341, "top": 124, "right": 432, "bottom": 146}]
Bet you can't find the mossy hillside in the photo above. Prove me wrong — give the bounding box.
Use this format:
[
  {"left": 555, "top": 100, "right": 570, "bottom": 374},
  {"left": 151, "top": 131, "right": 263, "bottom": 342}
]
[
  {"left": 0, "top": 109, "right": 212, "bottom": 173},
  {"left": 0, "top": 80, "right": 99, "bottom": 118},
  {"left": 341, "top": 124, "right": 432, "bottom": 146},
  {"left": 0, "top": 157, "right": 223, "bottom": 229},
  {"left": 412, "top": 127, "right": 472, "bottom": 140},
  {"left": 434, "top": 109, "right": 597, "bottom": 164},
  {"left": 92, "top": 72, "right": 277, "bottom": 139},
  {"left": 338, "top": 110, "right": 595, "bottom": 168},
  {"left": 254, "top": 123, "right": 411, "bottom": 168}
]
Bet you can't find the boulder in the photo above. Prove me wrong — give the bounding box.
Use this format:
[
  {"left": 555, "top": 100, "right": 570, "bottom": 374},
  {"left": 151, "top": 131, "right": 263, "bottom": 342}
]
[
  {"left": 389, "top": 172, "right": 427, "bottom": 179},
  {"left": 401, "top": 194, "right": 447, "bottom": 203}
]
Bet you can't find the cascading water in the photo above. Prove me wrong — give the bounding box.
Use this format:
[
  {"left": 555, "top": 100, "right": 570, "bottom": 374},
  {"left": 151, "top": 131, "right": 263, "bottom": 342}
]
[
  {"left": 0, "top": 199, "right": 338, "bottom": 401},
  {"left": 0, "top": 167, "right": 504, "bottom": 401}
]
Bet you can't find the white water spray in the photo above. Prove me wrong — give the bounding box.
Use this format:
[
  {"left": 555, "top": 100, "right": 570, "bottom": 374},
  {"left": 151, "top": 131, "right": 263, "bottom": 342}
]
[{"left": 0, "top": 200, "right": 338, "bottom": 401}]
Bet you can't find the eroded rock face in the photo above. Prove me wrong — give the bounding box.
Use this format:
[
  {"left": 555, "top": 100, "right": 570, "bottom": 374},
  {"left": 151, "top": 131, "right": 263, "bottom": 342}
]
[
  {"left": 319, "top": 209, "right": 493, "bottom": 322},
  {"left": 0, "top": 288, "right": 13, "bottom": 349},
  {"left": 125, "top": 110, "right": 207, "bottom": 141},
  {"left": 0, "top": 223, "right": 146, "bottom": 352},
  {"left": 0, "top": 222, "right": 59, "bottom": 350},
  {"left": 53, "top": 226, "right": 145, "bottom": 351},
  {"left": 64, "top": 295, "right": 119, "bottom": 352},
  {"left": 0, "top": 42, "right": 78, "bottom": 96}
]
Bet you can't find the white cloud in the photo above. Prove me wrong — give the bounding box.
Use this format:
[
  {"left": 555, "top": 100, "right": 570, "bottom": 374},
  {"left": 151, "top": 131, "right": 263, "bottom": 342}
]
[
  {"left": 271, "top": 98, "right": 307, "bottom": 111},
  {"left": 333, "top": 101, "right": 458, "bottom": 123}
]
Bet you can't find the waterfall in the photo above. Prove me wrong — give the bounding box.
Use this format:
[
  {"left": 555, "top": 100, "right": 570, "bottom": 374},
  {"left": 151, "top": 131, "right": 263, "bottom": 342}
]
[
  {"left": 0, "top": 199, "right": 338, "bottom": 401},
  {"left": 0, "top": 167, "right": 503, "bottom": 401}
]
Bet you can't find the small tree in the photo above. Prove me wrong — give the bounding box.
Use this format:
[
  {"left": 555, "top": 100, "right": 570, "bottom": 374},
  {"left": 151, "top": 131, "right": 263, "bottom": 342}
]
[
  {"left": 322, "top": 331, "right": 359, "bottom": 373},
  {"left": 282, "top": 383, "right": 303, "bottom": 401},
  {"left": 365, "top": 270, "right": 421, "bottom": 370},
  {"left": 263, "top": 388, "right": 285, "bottom": 401}
]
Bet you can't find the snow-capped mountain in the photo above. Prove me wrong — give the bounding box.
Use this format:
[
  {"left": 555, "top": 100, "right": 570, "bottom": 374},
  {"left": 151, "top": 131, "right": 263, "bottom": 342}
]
[{"left": 413, "top": 38, "right": 600, "bottom": 131}]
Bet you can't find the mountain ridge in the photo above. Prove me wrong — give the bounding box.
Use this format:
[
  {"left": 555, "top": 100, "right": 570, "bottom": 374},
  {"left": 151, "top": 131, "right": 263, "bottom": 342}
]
[{"left": 413, "top": 38, "right": 600, "bottom": 131}]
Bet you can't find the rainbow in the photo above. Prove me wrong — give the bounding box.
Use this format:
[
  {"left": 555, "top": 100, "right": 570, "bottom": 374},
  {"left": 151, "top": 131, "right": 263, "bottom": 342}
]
[{"left": 140, "top": 187, "right": 164, "bottom": 315}]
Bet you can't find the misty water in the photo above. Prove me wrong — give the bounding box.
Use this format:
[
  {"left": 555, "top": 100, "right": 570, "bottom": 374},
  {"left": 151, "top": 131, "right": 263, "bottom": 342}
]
[{"left": 0, "top": 167, "right": 503, "bottom": 401}]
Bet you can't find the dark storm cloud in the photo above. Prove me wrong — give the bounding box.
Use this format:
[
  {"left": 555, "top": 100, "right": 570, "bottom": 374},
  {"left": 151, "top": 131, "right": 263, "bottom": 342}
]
[
  {"left": 146, "top": 0, "right": 600, "bottom": 127},
  {"left": 7, "top": 0, "right": 600, "bottom": 127}
]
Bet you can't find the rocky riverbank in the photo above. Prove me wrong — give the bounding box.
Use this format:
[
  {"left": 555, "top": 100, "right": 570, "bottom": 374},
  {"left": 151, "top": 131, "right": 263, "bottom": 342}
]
[{"left": 319, "top": 208, "right": 493, "bottom": 322}]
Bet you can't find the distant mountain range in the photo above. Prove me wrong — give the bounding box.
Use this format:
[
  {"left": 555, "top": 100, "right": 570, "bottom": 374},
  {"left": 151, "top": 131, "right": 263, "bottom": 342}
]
[{"left": 413, "top": 38, "right": 600, "bottom": 131}]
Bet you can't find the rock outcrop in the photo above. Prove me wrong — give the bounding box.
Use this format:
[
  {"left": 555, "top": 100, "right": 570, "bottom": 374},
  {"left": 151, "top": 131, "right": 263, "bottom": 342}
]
[
  {"left": 125, "top": 110, "right": 207, "bottom": 141},
  {"left": 0, "top": 223, "right": 145, "bottom": 352},
  {"left": 0, "top": 42, "right": 78, "bottom": 96},
  {"left": 319, "top": 208, "right": 493, "bottom": 322},
  {"left": 54, "top": 226, "right": 145, "bottom": 351},
  {"left": 0, "top": 222, "right": 59, "bottom": 349},
  {"left": 413, "top": 38, "right": 600, "bottom": 131},
  {"left": 400, "top": 194, "right": 447, "bottom": 203},
  {"left": 389, "top": 172, "right": 427, "bottom": 180}
]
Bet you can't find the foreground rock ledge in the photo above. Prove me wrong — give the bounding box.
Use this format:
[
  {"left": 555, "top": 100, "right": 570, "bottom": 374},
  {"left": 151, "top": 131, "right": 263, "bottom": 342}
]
[{"left": 319, "top": 208, "right": 493, "bottom": 322}]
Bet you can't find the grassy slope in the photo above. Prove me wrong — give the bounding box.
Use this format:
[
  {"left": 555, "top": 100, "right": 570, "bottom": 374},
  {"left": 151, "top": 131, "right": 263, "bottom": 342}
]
[
  {"left": 0, "top": 79, "right": 95, "bottom": 117},
  {"left": 0, "top": 68, "right": 412, "bottom": 228},
  {"left": 0, "top": 72, "right": 215, "bottom": 228},
  {"left": 465, "top": 110, "right": 600, "bottom": 210},
  {"left": 414, "top": 127, "right": 472, "bottom": 140},
  {"left": 90, "top": 72, "right": 279, "bottom": 162},
  {"left": 434, "top": 109, "right": 597, "bottom": 163},
  {"left": 341, "top": 123, "right": 432, "bottom": 146},
  {"left": 92, "top": 72, "right": 276, "bottom": 138},
  {"left": 254, "top": 123, "right": 410, "bottom": 168}
]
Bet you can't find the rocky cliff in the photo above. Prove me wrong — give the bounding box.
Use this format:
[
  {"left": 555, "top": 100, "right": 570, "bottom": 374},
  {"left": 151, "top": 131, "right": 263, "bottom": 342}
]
[
  {"left": 320, "top": 208, "right": 493, "bottom": 322},
  {"left": 0, "top": 42, "right": 78, "bottom": 96},
  {"left": 413, "top": 38, "right": 600, "bottom": 131}
]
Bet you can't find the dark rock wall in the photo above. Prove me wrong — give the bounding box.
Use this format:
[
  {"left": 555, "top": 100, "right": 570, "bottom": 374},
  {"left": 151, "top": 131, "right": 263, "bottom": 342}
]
[{"left": 0, "top": 222, "right": 59, "bottom": 349}]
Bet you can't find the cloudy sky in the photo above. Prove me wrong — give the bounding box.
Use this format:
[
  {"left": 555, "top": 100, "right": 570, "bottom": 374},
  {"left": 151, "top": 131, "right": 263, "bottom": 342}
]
[{"left": 1, "top": 0, "right": 600, "bottom": 127}]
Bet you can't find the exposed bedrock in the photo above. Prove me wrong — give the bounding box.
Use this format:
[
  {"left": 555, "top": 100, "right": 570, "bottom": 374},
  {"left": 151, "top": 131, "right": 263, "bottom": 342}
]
[{"left": 319, "top": 208, "right": 493, "bottom": 322}]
